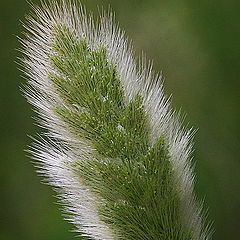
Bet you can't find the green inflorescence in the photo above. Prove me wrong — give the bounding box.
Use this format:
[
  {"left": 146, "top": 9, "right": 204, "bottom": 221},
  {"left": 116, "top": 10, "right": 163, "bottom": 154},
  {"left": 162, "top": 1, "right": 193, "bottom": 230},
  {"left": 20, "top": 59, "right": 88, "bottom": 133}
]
[{"left": 49, "top": 25, "right": 192, "bottom": 240}]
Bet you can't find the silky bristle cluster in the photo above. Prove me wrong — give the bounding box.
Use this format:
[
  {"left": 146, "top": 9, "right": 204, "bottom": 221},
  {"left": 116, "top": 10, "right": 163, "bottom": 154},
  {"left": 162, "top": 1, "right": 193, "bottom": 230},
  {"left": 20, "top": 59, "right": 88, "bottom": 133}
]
[{"left": 20, "top": 1, "right": 211, "bottom": 239}]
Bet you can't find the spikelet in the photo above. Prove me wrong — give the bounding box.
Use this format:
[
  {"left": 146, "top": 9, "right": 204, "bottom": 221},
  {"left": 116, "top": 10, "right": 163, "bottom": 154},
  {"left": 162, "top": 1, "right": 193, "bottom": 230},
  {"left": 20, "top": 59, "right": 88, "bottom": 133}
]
[{"left": 20, "top": 1, "right": 212, "bottom": 239}]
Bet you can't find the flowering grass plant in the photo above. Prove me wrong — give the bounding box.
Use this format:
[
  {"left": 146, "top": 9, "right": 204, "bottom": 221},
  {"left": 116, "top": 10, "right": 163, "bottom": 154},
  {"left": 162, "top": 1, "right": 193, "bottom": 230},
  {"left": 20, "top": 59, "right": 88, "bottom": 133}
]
[{"left": 20, "top": 1, "right": 211, "bottom": 239}]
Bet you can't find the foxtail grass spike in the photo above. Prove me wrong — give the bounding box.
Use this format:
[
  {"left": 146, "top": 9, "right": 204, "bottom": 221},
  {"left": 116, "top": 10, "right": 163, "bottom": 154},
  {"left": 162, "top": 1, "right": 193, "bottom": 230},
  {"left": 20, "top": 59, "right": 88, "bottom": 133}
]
[{"left": 20, "top": 1, "right": 212, "bottom": 239}]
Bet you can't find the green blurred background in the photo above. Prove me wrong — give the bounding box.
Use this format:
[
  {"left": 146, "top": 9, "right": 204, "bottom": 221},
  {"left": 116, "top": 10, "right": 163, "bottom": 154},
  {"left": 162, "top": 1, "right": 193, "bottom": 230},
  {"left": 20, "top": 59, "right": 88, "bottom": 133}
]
[{"left": 1, "top": 0, "right": 239, "bottom": 239}]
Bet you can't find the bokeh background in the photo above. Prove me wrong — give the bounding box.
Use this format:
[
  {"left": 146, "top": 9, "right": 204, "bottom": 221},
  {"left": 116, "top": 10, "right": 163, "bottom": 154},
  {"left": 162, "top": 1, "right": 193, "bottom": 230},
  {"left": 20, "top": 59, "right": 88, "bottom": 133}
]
[{"left": 1, "top": 0, "right": 239, "bottom": 239}]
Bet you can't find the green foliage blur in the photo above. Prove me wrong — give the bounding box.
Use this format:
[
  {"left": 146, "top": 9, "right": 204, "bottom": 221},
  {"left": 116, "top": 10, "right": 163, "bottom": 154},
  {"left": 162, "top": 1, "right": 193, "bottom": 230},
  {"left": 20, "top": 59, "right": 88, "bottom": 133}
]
[{"left": 0, "top": 0, "right": 239, "bottom": 239}]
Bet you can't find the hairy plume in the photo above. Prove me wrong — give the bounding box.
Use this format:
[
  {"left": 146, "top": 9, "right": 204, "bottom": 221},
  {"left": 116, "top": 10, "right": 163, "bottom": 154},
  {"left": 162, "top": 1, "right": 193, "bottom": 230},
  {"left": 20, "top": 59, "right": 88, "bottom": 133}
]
[{"left": 20, "top": 1, "right": 211, "bottom": 239}]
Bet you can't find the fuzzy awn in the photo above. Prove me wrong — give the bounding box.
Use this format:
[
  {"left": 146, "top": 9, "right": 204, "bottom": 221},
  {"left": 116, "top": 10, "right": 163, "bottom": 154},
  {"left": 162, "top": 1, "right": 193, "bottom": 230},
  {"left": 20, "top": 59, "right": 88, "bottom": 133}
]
[{"left": 20, "top": 1, "right": 212, "bottom": 239}]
